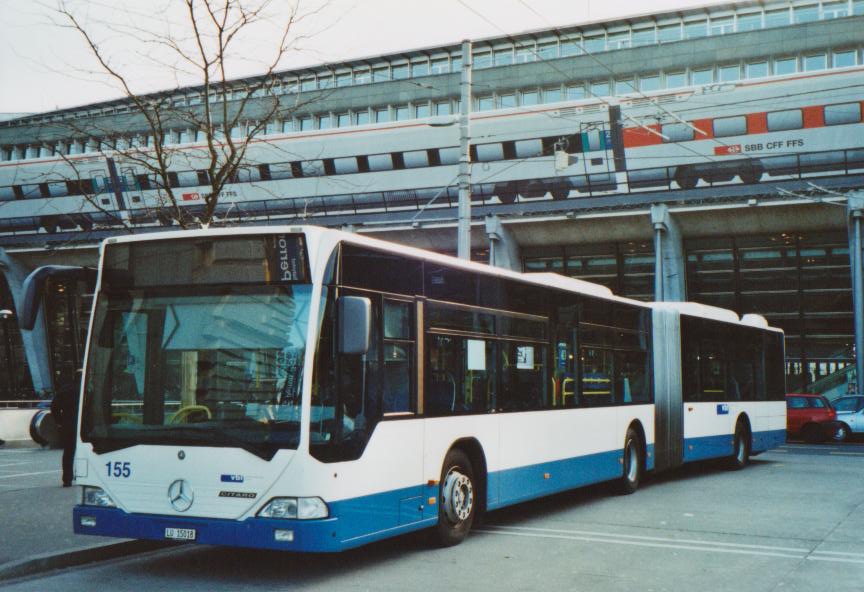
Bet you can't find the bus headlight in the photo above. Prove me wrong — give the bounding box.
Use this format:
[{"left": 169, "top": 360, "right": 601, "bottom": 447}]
[
  {"left": 82, "top": 486, "right": 117, "bottom": 508},
  {"left": 258, "top": 497, "right": 328, "bottom": 520}
]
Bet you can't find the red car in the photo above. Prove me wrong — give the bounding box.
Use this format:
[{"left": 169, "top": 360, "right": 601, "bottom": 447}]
[{"left": 786, "top": 394, "right": 837, "bottom": 442}]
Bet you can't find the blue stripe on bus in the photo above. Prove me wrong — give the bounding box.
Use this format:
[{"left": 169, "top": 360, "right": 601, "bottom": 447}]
[
  {"left": 683, "top": 429, "right": 785, "bottom": 462},
  {"left": 489, "top": 448, "right": 624, "bottom": 510},
  {"left": 73, "top": 433, "right": 778, "bottom": 552}
]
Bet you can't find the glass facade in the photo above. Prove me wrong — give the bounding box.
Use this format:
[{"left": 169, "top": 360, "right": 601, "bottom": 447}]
[{"left": 524, "top": 231, "right": 854, "bottom": 393}]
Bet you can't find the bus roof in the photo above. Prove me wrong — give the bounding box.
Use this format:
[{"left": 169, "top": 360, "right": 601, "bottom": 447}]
[{"left": 104, "top": 225, "right": 648, "bottom": 307}]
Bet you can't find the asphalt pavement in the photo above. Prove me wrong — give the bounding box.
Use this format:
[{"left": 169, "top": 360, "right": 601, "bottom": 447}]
[{"left": 0, "top": 444, "right": 166, "bottom": 582}]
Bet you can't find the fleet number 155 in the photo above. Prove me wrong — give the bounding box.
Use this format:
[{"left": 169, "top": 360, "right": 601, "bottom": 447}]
[{"left": 106, "top": 461, "right": 131, "bottom": 478}]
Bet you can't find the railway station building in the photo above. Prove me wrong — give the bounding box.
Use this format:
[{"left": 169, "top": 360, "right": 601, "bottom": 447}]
[{"left": 0, "top": 0, "right": 862, "bottom": 401}]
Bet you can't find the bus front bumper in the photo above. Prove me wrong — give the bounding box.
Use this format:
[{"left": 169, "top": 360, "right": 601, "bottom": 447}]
[{"left": 73, "top": 505, "right": 343, "bottom": 552}]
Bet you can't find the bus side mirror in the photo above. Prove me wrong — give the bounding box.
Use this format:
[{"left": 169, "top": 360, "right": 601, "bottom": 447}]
[{"left": 338, "top": 296, "right": 371, "bottom": 355}]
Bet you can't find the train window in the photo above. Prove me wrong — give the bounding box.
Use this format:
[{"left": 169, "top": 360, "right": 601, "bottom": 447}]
[
  {"left": 332, "top": 157, "right": 359, "bottom": 175},
  {"left": 521, "top": 91, "right": 539, "bottom": 106},
  {"left": 713, "top": 116, "right": 747, "bottom": 137},
  {"left": 514, "top": 139, "right": 543, "bottom": 159},
  {"left": 394, "top": 106, "right": 409, "bottom": 121},
  {"left": 475, "top": 144, "right": 504, "bottom": 162},
  {"left": 301, "top": 160, "right": 325, "bottom": 177},
  {"left": 415, "top": 104, "right": 431, "bottom": 118},
  {"left": 402, "top": 150, "right": 429, "bottom": 168},
  {"left": 774, "top": 57, "right": 797, "bottom": 75},
  {"left": 439, "top": 147, "right": 459, "bottom": 165},
  {"left": 336, "top": 113, "right": 350, "bottom": 127},
  {"left": 767, "top": 109, "right": 803, "bottom": 132},
  {"left": 434, "top": 101, "right": 451, "bottom": 116},
  {"left": 477, "top": 96, "right": 494, "bottom": 111},
  {"left": 354, "top": 111, "right": 370, "bottom": 125},
  {"left": 269, "top": 162, "right": 294, "bottom": 180},
  {"left": 375, "top": 108, "right": 389, "bottom": 123},
  {"left": 824, "top": 103, "right": 862, "bottom": 126},
  {"left": 367, "top": 154, "right": 394, "bottom": 172},
  {"left": 299, "top": 117, "right": 313, "bottom": 131},
  {"left": 661, "top": 123, "right": 695, "bottom": 143}
]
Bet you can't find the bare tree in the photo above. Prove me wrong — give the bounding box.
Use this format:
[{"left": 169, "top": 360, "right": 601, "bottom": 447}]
[{"left": 38, "top": 0, "right": 328, "bottom": 229}]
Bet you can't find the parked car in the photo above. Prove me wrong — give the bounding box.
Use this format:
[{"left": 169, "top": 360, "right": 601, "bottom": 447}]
[
  {"left": 830, "top": 395, "right": 864, "bottom": 441},
  {"left": 786, "top": 394, "right": 838, "bottom": 443}
]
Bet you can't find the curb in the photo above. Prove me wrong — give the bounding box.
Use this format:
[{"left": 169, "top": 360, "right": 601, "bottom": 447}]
[{"left": 0, "top": 540, "right": 176, "bottom": 582}]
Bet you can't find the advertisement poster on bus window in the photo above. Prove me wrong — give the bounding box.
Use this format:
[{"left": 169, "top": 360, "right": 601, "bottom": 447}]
[
  {"left": 517, "top": 346, "right": 534, "bottom": 370},
  {"left": 467, "top": 339, "right": 486, "bottom": 371}
]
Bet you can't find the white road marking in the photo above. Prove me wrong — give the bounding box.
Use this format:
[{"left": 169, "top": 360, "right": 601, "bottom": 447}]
[
  {"left": 828, "top": 452, "right": 864, "bottom": 457},
  {"left": 478, "top": 525, "right": 864, "bottom": 565},
  {"left": 0, "top": 469, "right": 61, "bottom": 480}
]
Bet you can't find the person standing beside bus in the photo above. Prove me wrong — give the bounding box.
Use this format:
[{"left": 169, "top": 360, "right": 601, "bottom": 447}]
[{"left": 51, "top": 373, "right": 81, "bottom": 487}]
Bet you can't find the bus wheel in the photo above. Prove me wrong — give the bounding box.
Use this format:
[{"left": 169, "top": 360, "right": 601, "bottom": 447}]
[
  {"left": 617, "top": 427, "right": 643, "bottom": 495},
  {"left": 434, "top": 449, "right": 476, "bottom": 547},
  {"left": 729, "top": 421, "right": 751, "bottom": 470}
]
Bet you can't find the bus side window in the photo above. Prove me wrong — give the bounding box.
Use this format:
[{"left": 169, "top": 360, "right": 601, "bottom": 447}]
[
  {"left": 580, "top": 347, "right": 613, "bottom": 406},
  {"left": 700, "top": 342, "right": 725, "bottom": 401},
  {"left": 426, "top": 335, "right": 493, "bottom": 416},
  {"left": 382, "top": 300, "right": 413, "bottom": 414},
  {"left": 499, "top": 341, "right": 547, "bottom": 411}
]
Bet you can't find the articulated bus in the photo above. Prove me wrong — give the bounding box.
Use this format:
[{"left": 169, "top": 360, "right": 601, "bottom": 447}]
[{"left": 73, "top": 226, "right": 786, "bottom": 551}]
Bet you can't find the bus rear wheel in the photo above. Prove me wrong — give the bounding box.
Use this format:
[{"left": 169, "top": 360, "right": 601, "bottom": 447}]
[
  {"left": 434, "top": 449, "right": 476, "bottom": 547},
  {"left": 617, "top": 427, "right": 643, "bottom": 495},
  {"left": 729, "top": 421, "right": 751, "bottom": 470}
]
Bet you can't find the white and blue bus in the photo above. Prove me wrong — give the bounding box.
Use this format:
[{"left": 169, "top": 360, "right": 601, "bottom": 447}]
[{"left": 73, "top": 226, "right": 786, "bottom": 551}]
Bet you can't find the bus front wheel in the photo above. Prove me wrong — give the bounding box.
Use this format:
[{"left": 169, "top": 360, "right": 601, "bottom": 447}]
[
  {"left": 617, "top": 427, "right": 643, "bottom": 495},
  {"left": 434, "top": 449, "right": 476, "bottom": 547}
]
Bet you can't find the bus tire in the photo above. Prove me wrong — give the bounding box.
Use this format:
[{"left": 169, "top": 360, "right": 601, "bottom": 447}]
[
  {"left": 434, "top": 449, "right": 476, "bottom": 547},
  {"left": 729, "top": 420, "right": 751, "bottom": 470},
  {"left": 617, "top": 427, "right": 643, "bottom": 495}
]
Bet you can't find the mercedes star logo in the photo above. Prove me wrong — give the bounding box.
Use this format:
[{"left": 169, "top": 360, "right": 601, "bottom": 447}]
[{"left": 168, "top": 479, "right": 194, "bottom": 513}]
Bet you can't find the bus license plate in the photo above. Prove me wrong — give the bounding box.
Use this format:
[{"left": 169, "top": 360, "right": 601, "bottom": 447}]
[{"left": 164, "top": 527, "right": 196, "bottom": 541}]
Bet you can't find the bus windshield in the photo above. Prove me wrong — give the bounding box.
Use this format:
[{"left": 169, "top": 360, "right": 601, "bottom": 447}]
[{"left": 82, "top": 284, "right": 314, "bottom": 459}]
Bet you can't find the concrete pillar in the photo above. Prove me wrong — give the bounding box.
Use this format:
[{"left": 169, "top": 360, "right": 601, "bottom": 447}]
[
  {"left": 650, "top": 204, "right": 686, "bottom": 302},
  {"left": 847, "top": 192, "right": 864, "bottom": 394},
  {"left": 0, "top": 248, "right": 52, "bottom": 396},
  {"left": 485, "top": 215, "right": 521, "bottom": 271}
]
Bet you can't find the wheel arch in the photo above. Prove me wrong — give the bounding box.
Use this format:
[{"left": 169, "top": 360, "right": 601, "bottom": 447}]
[
  {"left": 735, "top": 412, "right": 753, "bottom": 444},
  {"left": 626, "top": 419, "right": 648, "bottom": 472}
]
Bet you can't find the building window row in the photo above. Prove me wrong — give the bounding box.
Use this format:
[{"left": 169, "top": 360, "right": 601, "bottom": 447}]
[{"left": 3, "top": 0, "right": 861, "bottom": 131}]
